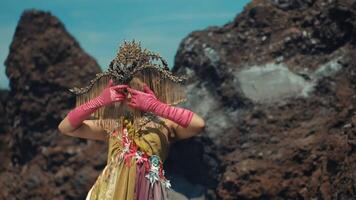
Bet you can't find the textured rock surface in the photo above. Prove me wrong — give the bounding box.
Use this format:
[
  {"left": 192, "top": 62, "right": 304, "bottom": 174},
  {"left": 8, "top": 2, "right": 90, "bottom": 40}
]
[
  {"left": 0, "top": 9, "right": 105, "bottom": 200},
  {"left": 170, "top": 0, "right": 356, "bottom": 199}
]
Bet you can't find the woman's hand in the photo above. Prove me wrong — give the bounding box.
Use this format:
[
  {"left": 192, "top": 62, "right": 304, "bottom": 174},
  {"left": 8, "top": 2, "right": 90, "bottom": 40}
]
[
  {"left": 98, "top": 79, "right": 128, "bottom": 106},
  {"left": 126, "top": 83, "right": 158, "bottom": 112}
]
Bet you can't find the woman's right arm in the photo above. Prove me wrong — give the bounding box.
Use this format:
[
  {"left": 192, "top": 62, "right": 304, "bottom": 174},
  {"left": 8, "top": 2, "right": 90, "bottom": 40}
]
[
  {"left": 58, "top": 79, "right": 127, "bottom": 141},
  {"left": 58, "top": 117, "right": 107, "bottom": 141}
]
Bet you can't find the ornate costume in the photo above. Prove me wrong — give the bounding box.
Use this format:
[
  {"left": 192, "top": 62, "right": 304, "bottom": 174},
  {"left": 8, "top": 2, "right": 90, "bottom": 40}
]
[
  {"left": 85, "top": 115, "right": 172, "bottom": 199},
  {"left": 68, "top": 40, "right": 191, "bottom": 199}
]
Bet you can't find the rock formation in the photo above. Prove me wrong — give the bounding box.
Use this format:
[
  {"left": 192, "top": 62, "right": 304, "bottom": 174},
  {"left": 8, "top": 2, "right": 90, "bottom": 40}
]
[
  {"left": 169, "top": 0, "right": 356, "bottom": 199},
  {"left": 0, "top": 9, "right": 105, "bottom": 199}
]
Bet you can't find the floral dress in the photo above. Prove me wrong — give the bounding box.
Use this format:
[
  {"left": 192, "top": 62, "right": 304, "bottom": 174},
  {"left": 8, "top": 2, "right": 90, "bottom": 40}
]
[{"left": 85, "top": 116, "right": 172, "bottom": 200}]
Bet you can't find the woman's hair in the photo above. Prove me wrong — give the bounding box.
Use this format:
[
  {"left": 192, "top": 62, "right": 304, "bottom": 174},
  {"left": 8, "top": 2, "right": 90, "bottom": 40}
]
[
  {"left": 73, "top": 72, "right": 186, "bottom": 133},
  {"left": 123, "top": 76, "right": 147, "bottom": 119},
  {"left": 128, "top": 77, "right": 145, "bottom": 92}
]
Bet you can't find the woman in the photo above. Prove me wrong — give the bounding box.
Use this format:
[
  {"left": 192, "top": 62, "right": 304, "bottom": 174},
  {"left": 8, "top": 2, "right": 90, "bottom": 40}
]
[{"left": 58, "top": 41, "right": 205, "bottom": 199}]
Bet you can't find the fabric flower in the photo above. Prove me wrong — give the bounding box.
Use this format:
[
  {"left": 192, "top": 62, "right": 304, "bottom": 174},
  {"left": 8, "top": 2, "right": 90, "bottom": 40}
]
[
  {"left": 145, "top": 171, "right": 160, "bottom": 186},
  {"left": 150, "top": 155, "right": 160, "bottom": 167}
]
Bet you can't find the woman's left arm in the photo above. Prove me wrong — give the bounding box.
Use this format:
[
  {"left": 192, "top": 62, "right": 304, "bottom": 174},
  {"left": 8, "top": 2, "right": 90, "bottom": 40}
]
[
  {"left": 127, "top": 83, "right": 205, "bottom": 140},
  {"left": 168, "top": 112, "right": 205, "bottom": 140}
]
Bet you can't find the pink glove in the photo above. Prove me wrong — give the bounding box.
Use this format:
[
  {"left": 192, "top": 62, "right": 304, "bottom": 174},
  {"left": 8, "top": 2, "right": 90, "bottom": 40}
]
[
  {"left": 67, "top": 79, "right": 128, "bottom": 129},
  {"left": 127, "top": 84, "right": 194, "bottom": 128}
]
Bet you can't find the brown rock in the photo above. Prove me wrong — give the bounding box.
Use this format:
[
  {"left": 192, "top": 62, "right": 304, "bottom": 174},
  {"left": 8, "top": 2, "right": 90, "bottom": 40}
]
[
  {"left": 170, "top": 0, "right": 356, "bottom": 199},
  {"left": 0, "top": 9, "right": 104, "bottom": 200}
]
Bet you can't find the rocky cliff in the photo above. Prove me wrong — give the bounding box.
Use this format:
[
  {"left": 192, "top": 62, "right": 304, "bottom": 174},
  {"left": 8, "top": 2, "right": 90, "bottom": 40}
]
[
  {"left": 170, "top": 0, "right": 356, "bottom": 199},
  {"left": 0, "top": 9, "right": 105, "bottom": 199}
]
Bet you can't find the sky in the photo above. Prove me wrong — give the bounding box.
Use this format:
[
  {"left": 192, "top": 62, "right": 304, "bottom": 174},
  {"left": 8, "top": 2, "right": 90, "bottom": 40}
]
[{"left": 0, "top": 0, "right": 250, "bottom": 89}]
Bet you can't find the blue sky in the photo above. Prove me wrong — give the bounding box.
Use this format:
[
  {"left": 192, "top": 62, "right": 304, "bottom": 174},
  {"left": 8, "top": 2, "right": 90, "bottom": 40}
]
[{"left": 0, "top": 0, "right": 250, "bottom": 89}]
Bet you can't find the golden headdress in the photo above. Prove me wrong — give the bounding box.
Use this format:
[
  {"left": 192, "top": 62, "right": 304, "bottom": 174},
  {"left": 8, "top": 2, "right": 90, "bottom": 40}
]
[{"left": 68, "top": 40, "right": 187, "bottom": 133}]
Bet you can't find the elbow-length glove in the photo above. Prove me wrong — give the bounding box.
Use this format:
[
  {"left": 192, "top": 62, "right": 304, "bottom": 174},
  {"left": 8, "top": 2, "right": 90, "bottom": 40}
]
[
  {"left": 127, "top": 84, "right": 194, "bottom": 128},
  {"left": 67, "top": 79, "right": 128, "bottom": 129}
]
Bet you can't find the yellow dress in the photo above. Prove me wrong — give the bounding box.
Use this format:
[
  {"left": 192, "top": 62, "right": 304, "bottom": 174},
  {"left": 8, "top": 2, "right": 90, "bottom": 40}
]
[{"left": 85, "top": 117, "right": 172, "bottom": 200}]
